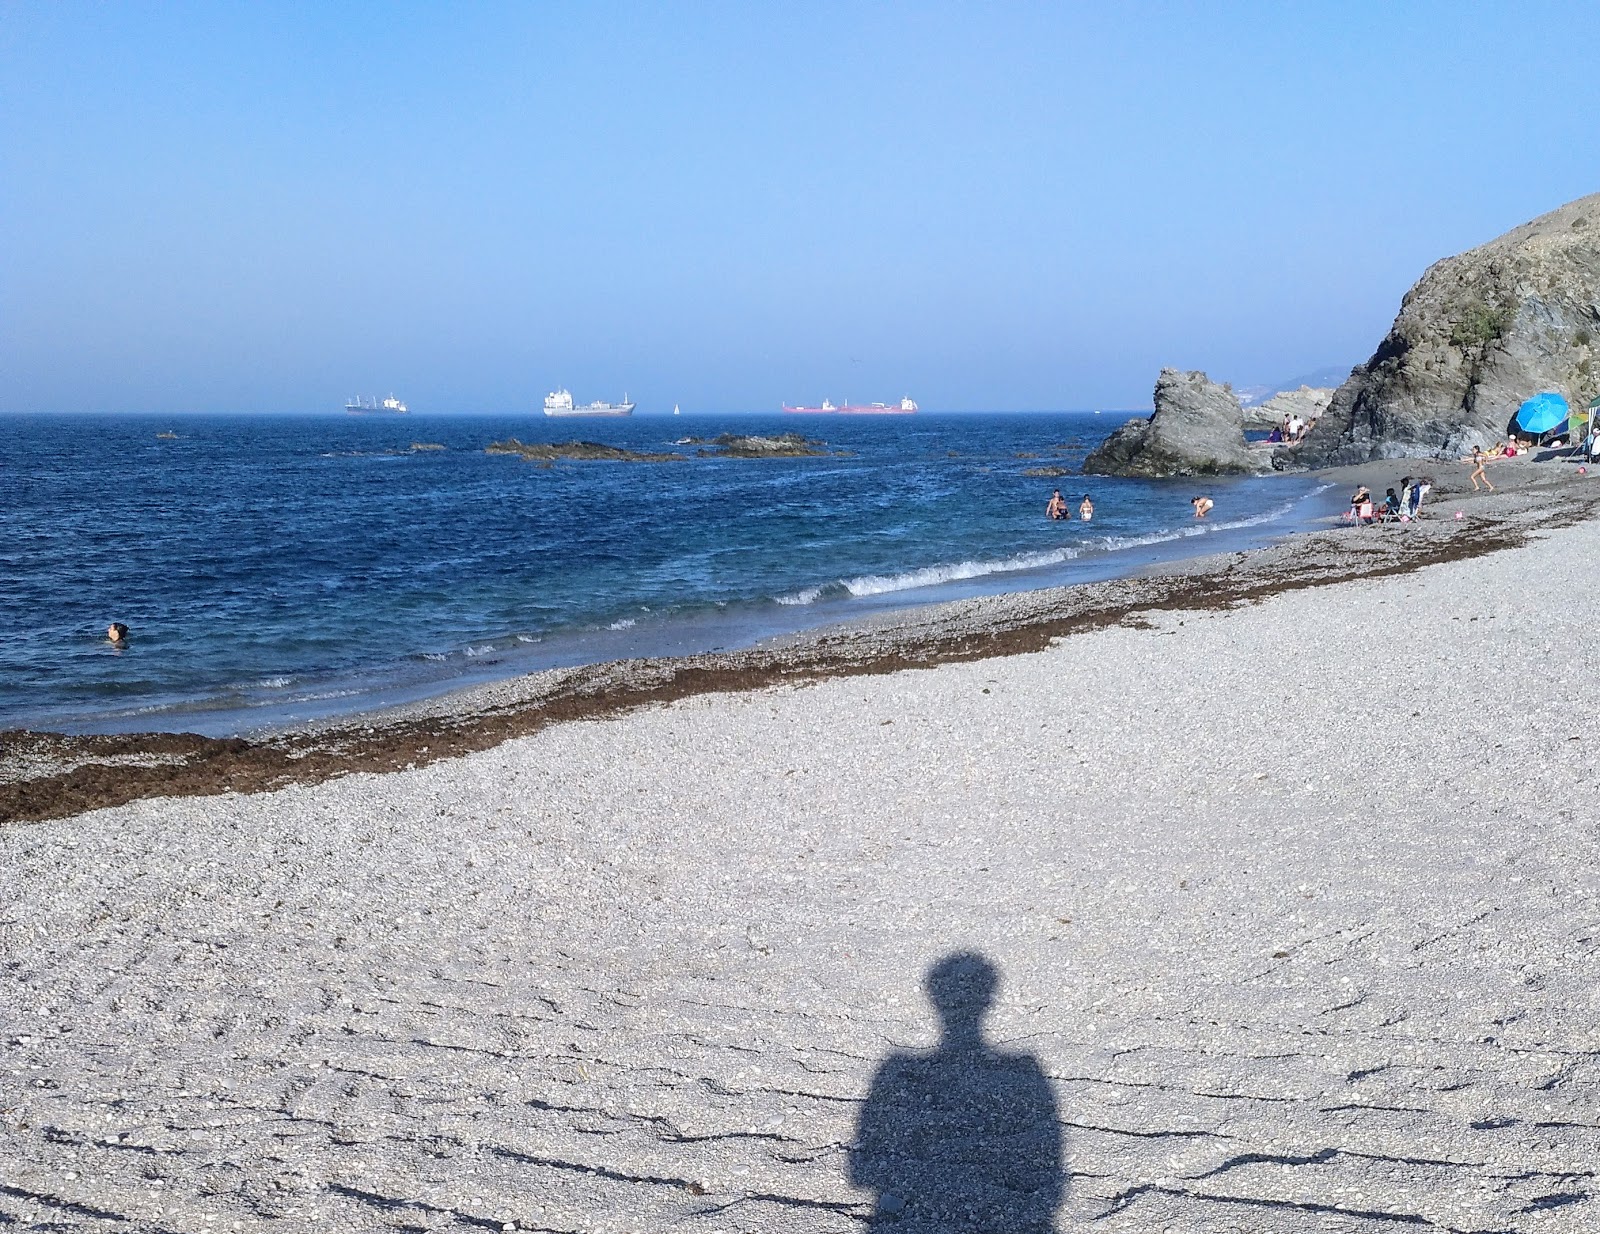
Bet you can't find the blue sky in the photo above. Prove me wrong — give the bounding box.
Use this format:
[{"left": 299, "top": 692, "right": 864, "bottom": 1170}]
[{"left": 3, "top": 2, "right": 1596, "bottom": 413}]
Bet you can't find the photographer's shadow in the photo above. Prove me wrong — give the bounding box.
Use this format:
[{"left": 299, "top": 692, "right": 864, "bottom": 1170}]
[{"left": 850, "top": 952, "right": 1064, "bottom": 1231}]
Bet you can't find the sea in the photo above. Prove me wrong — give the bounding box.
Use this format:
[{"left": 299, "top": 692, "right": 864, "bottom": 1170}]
[{"left": 1, "top": 412, "right": 1338, "bottom": 736}]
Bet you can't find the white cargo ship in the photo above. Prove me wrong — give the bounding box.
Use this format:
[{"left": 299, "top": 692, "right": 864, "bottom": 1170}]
[
  {"left": 544, "top": 389, "right": 635, "bottom": 417},
  {"left": 346, "top": 394, "right": 408, "bottom": 414},
  {"left": 783, "top": 396, "right": 917, "bottom": 415}
]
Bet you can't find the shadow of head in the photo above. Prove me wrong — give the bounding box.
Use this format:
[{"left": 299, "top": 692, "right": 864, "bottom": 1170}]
[{"left": 925, "top": 951, "right": 997, "bottom": 1048}]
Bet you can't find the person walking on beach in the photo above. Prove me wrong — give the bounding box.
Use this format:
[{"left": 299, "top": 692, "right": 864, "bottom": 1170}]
[
  {"left": 1191, "top": 495, "right": 1213, "bottom": 519},
  {"left": 1467, "top": 445, "right": 1495, "bottom": 491},
  {"left": 1046, "top": 491, "right": 1069, "bottom": 520},
  {"left": 1078, "top": 494, "right": 1094, "bottom": 521}
]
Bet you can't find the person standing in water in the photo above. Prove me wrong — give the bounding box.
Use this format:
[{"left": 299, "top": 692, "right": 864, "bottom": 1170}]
[
  {"left": 1045, "top": 491, "right": 1069, "bottom": 520},
  {"left": 1191, "top": 495, "right": 1213, "bottom": 519},
  {"left": 1078, "top": 494, "right": 1094, "bottom": 521}
]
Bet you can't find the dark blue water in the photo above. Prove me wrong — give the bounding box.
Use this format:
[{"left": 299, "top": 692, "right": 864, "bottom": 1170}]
[{"left": 1, "top": 412, "right": 1332, "bottom": 734}]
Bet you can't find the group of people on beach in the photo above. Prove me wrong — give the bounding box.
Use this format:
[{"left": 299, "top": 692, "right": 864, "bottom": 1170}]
[
  {"left": 1263, "top": 413, "right": 1316, "bottom": 445},
  {"left": 1347, "top": 478, "right": 1430, "bottom": 524},
  {"left": 1046, "top": 491, "right": 1094, "bottom": 521}
]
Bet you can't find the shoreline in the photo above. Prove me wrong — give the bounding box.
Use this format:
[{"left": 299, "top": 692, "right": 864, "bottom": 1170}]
[
  {"left": 4, "top": 454, "right": 1593, "bottom": 825},
  {"left": 3, "top": 409, "right": 1325, "bottom": 742},
  {"left": 5, "top": 451, "right": 1597, "bottom": 1229}
]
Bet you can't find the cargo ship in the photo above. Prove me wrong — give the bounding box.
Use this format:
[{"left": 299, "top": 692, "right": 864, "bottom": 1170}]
[
  {"left": 544, "top": 389, "right": 635, "bottom": 417},
  {"left": 783, "top": 397, "right": 917, "bottom": 415},
  {"left": 346, "top": 394, "right": 408, "bottom": 414}
]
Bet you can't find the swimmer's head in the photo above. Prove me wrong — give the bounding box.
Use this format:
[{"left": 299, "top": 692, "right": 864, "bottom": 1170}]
[{"left": 107, "top": 622, "right": 129, "bottom": 643}]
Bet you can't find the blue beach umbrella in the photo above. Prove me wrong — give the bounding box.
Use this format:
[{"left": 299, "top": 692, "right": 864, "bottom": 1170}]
[{"left": 1515, "top": 392, "right": 1569, "bottom": 434}]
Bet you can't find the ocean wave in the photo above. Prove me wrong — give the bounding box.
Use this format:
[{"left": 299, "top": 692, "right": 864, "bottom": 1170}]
[
  {"left": 607, "top": 617, "right": 638, "bottom": 630},
  {"left": 842, "top": 547, "right": 1085, "bottom": 597},
  {"left": 463, "top": 644, "right": 496, "bottom": 657},
  {"left": 257, "top": 676, "right": 292, "bottom": 689},
  {"left": 774, "top": 493, "right": 1312, "bottom": 606},
  {"left": 778, "top": 546, "right": 1088, "bottom": 605}
]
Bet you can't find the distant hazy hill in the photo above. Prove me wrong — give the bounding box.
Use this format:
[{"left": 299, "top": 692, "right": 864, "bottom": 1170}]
[{"left": 1234, "top": 366, "right": 1353, "bottom": 407}]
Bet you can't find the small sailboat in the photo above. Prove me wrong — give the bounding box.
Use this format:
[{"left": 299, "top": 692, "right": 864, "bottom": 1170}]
[{"left": 673, "top": 403, "right": 681, "bottom": 415}]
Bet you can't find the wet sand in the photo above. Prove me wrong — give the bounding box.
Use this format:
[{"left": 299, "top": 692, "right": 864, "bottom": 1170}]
[{"left": 2, "top": 457, "right": 1598, "bottom": 1232}]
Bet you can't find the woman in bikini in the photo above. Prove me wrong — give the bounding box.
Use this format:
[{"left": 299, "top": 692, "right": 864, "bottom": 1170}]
[{"left": 1467, "top": 446, "right": 1494, "bottom": 491}]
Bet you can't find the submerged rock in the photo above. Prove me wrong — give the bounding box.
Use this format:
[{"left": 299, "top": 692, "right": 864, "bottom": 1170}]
[
  {"left": 485, "top": 439, "right": 687, "bottom": 463},
  {"left": 485, "top": 433, "right": 834, "bottom": 463},
  {"left": 1083, "top": 369, "right": 1261, "bottom": 477},
  {"left": 693, "top": 433, "right": 833, "bottom": 458},
  {"left": 1298, "top": 192, "right": 1600, "bottom": 464}
]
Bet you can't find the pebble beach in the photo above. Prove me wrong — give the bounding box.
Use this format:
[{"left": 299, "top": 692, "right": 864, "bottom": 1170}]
[{"left": 3, "top": 463, "right": 1598, "bottom": 1232}]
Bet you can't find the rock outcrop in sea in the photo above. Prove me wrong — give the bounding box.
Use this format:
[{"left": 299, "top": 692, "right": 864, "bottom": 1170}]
[
  {"left": 1083, "top": 368, "right": 1262, "bottom": 477},
  {"left": 1297, "top": 192, "right": 1600, "bottom": 465}
]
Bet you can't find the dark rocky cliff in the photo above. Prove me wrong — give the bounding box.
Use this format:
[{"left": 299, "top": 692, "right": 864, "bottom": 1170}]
[
  {"left": 1084, "top": 368, "right": 1261, "bottom": 477},
  {"left": 1297, "top": 193, "right": 1600, "bottom": 465}
]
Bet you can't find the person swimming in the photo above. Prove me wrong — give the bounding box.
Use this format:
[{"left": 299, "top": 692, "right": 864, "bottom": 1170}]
[{"left": 107, "top": 622, "right": 129, "bottom": 646}]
